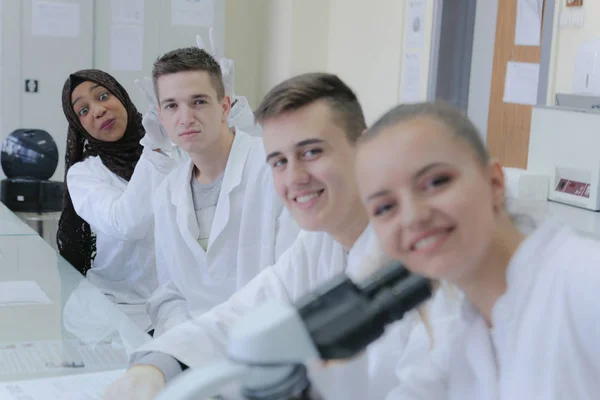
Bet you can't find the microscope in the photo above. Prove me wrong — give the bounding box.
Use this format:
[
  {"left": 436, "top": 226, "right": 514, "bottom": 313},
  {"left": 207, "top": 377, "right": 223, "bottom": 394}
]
[{"left": 155, "top": 262, "right": 432, "bottom": 400}]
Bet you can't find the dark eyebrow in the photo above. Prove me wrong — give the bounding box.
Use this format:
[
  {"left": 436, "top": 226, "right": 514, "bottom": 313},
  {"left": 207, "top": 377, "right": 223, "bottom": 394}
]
[
  {"left": 159, "top": 93, "right": 210, "bottom": 107},
  {"left": 266, "top": 151, "right": 282, "bottom": 163},
  {"left": 366, "top": 190, "right": 392, "bottom": 202},
  {"left": 71, "top": 84, "right": 102, "bottom": 107},
  {"left": 266, "top": 138, "right": 327, "bottom": 163},
  {"left": 296, "top": 138, "right": 325, "bottom": 148},
  {"left": 159, "top": 97, "right": 175, "bottom": 107},
  {"left": 414, "top": 162, "right": 449, "bottom": 179},
  {"left": 366, "top": 163, "right": 450, "bottom": 202}
]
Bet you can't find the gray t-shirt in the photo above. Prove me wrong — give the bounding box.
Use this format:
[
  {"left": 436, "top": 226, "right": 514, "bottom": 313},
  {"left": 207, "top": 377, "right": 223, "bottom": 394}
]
[{"left": 190, "top": 173, "right": 223, "bottom": 250}]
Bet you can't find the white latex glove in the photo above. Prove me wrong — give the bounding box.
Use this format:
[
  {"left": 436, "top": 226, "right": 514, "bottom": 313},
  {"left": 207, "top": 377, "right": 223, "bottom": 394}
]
[
  {"left": 134, "top": 77, "right": 173, "bottom": 151},
  {"left": 196, "top": 27, "right": 236, "bottom": 98},
  {"left": 103, "top": 365, "right": 165, "bottom": 400}
]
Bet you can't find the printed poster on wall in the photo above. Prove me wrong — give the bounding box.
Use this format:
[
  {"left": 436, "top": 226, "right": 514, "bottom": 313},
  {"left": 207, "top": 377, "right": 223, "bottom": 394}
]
[
  {"left": 110, "top": 24, "right": 144, "bottom": 71},
  {"left": 171, "top": 0, "right": 215, "bottom": 27},
  {"left": 503, "top": 61, "right": 540, "bottom": 105},
  {"left": 514, "top": 0, "right": 543, "bottom": 46},
  {"left": 401, "top": 52, "right": 422, "bottom": 103},
  {"left": 111, "top": 0, "right": 144, "bottom": 25},
  {"left": 31, "top": 0, "right": 80, "bottom": 37},
  {"left": 405, "top": 0, "right": 426, "bottom": 49}
]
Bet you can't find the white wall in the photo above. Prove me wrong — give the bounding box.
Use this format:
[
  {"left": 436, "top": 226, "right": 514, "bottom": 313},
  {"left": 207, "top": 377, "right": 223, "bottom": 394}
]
[
  {"left": 255, "top": 0, "right": 435, "bottom": 126},
  {"left": 327, "top": 0, "right": 406, "bottom": 124},
  {"left": 225, "top": 0, "right": 267, "bottom": 108},
  {"left": 234, "top": 0, "right": 600, "bottom": 142},
  {"left": 327, "top": 0, "right": 437, "bottom": 124},
  {"left": 1, "top": 0, "right": 441, "bottom": 183},
  {"left": 259, "top": 0, "right": 330, "bottom": 100},
  {"left": 467, "top": 0, "right": 499, "bottom": 141}
]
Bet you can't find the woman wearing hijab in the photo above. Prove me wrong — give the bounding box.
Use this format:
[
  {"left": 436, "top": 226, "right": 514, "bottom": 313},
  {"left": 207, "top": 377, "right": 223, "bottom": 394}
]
[{"left": 57, "top": 69, "right": 173, "bottom": 333}]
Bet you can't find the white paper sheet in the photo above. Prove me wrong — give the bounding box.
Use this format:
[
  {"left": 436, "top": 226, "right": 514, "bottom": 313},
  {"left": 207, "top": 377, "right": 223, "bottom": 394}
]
[
  {"left": 0, "top": 340, "right": 128, "bottom": 375},
  {"left": 401, "top": 52, "right": 422, "bottom": 103},
  {"left": 0, "top": 281, "right": 51, "bottom": 306},
  {"left": 110, "top": 24, "right": 143, "bottom": 71},
  {"left": 0, "top": 369, "right": 126, "bottom": 400},
  {"left": 171, "top": 0, "right": 215, "bottom": 27},
  {"left": 31, "top": 0, "right": 80, "bottom": 37},
  {"left": 560, "top": 7, "right": 585, "bottom": 28},
  {"left": 503, "top": 61, "right": 540, "bottom": 106},
  {"left": 515, "top": 0, "right": 542, "bottom": 46},
  {"left": 405, "top": 0, "right": 426, "bottom": 49},
  {"left": 111, "top": 0, "right": 144, "bottom": 24}
]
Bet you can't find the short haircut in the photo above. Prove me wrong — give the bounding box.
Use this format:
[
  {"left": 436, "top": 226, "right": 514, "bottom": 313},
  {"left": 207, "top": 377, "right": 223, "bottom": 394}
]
[
  {"left": 255, "top": 73, "right": 366, "bottom": 144},
  {"left": 152, "top": 47, "right": 225, "bottom": 101},
  {"left": 362, "top": 101, "right": 490, "bottom": 165}
]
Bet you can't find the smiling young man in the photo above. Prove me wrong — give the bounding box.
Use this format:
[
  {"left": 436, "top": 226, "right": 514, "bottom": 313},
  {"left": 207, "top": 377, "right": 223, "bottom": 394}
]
[
  {"left": 103, "top": 73, "right": 419, "bottom": 400},
  {"left": 144, "top": 47, "right": 299, "bottom": 337}
]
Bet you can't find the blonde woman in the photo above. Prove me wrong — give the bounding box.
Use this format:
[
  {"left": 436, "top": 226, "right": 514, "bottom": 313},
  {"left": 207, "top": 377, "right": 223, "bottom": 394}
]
[{"left": 355, "top": 102, "right": 600, "bottom": 399}]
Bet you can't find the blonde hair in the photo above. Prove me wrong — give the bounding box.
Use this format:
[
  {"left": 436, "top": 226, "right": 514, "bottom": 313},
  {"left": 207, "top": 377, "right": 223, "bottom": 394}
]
[{"left": 360, "top": 101, "right": 489, "bottom": 166}]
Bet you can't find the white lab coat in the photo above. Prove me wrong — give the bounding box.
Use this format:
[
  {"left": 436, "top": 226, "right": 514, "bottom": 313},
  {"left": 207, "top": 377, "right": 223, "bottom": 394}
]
[
  {"left": 67, "top": 148, "right": 174, "bottom": 331},
  {"left": 133, "top": 226, "right": 420, "bottom": 399},
  {"left": 148, "top": 129, "right": 299, "bottom": 335},
  {"left": 388, "top": 220, "right": 600, "bottom": 400}
]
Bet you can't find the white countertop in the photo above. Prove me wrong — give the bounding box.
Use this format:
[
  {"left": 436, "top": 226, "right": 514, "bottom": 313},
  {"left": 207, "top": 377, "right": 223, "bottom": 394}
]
[
  {"left": 0, "top": 195, "right": 597, "bottom": 384},
  {"left": 507, "top": 198, "right": 600, "bottom": 239},
  {"left": 0, "top": 233, "right": 150, "bottom": 383},
  {"left": 0, "top": 202, "right": 38, "bottom": 236}
]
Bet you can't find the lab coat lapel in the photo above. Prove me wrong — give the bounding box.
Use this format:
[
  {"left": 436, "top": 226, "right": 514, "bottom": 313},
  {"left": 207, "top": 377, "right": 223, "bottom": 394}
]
[
  {"left": 461, "top": 309, "right": 500, "bottom": 400},
  {"left": 208, "top": 131, "right": 252, "bottom": 249},
  {"left": 172, "top": 160, "right": 206, "bottom": 261}
]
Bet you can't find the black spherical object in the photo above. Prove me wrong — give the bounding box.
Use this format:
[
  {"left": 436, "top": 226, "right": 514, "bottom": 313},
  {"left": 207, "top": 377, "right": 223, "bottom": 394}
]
[{"left": 1, "top": 129, "right": 59, "bottom": 180}]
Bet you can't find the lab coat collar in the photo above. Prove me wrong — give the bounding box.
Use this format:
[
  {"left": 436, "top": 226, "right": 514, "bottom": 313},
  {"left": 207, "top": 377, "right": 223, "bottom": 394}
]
[
  {"left": 219, "top": 129, "right": 253, "bottom": 197},
  {"left": 459, "top": 220, "right": 568, "bottom": 323},
  {"left": 169, "top": 130, "right": 254, "bottom": 256},
  {"left": 171, "top": 160, "right": 195, "bottom": 207},
  {"left": 504, "top": 220, "right": 565, "bottom": 292},
  {"left": 458, "top": 220, "right": 569, "bottom": 396},
  {"left": 170, "top": 129, "right": 252, "bottom": 207},
  {"left": 207, "top": 129, "right": 253, "bottom": 248},
  {"left": 491, "top": 219, "right": 567, "bottom": 323},
  {"left": 345, "top": 224, "right": 375, "bottom": 277},
  {"left": 171, "top": 160, "right": 204, "bottom": 261}
]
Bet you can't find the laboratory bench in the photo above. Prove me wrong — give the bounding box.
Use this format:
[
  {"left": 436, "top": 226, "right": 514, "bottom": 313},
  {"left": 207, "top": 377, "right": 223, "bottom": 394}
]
[
  {"left": 0, "top": 197, "right": 598, "bottom": 387},
  {"left": 0, "top": 216, "right": 150, "bottom": 384},
  {"left": 0, "top": 201, "right": 38, "bottom": 236}
]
